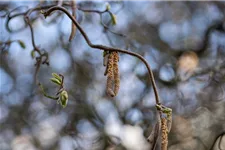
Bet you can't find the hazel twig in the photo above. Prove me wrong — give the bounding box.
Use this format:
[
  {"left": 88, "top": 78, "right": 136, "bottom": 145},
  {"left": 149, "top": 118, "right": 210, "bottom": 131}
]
[{"left": 42, "top": 6, "right": 161, "bottom": 105}]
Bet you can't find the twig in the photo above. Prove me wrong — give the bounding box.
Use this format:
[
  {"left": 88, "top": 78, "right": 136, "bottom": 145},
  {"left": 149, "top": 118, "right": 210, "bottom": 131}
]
[
  {"left": 5, "top": 5, "right": 55, "bottom": 32},
  {"left": 42, "top": 8, "right": 171, "bottom": 148},
  {"left": 69, "top": 0, "right": 77, "bottom": 42},
  {"left": 42, "top": 8, "right": 167, "bottom": 148},
  {"left": 42, "top": 6, "right": 161, "bottom": 105},
  {"left": 24, "top": 6, "right": 51, "bottom": 83}
]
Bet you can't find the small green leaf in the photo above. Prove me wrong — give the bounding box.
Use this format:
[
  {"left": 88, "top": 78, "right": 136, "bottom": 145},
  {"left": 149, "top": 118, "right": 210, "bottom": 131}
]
[
  {"left": 155, "top": 104, "right": 161, "bottom": 110},
  {"left": 163, "top": 108, "right": 172, "bottom": 114},
  {"left": 50, "top": 78, "right": 61, "bottom": 85},
  {"left": 40, "top": 10, "right": 48, "bottom": 18},
  {"left": 52, "top": 73, "right": 62, "bottom": 83},
  {"left": 111, "top": 14, "right": 117, "bottom": 25},
  {"left": 106, "top": 3, "right": 111, "bottom": 11},
  {"left": 18, "top": 40, "right": 26, "bottom": 49},
  {"left": 60, "top": 90, "right": 68, "bottom": 108},
  {"left": 31, "top": 50, "right": 35, "bottom": 59}
]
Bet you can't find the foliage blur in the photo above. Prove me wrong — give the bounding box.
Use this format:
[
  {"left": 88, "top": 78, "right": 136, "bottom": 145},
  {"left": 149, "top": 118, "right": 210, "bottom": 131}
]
[{"left": 0, "top": 1, "right": 225, "bottom": 150}]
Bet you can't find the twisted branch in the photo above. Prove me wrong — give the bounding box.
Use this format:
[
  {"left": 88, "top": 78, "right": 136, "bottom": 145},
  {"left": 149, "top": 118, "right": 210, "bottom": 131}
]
[{"left": 42, "top": 6, "right": 161, "bottom": 105}]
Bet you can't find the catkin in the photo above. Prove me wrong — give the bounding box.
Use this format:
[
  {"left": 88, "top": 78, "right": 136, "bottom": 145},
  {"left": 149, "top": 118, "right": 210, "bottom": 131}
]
[
  {"left": 104, "top": 53, "right": 109, "bottom": 76},
  {"left": 112, "top": 52, "right": 120, "bottom": 95},
  {"left": 105, "top": 51, "right": 120, "bottom": 97},
  {"left": 161, "top": 118, "right": 168, "bottom": 150},
  {"left": 106, "top": 52, "right": 115, "bottom": 97}
]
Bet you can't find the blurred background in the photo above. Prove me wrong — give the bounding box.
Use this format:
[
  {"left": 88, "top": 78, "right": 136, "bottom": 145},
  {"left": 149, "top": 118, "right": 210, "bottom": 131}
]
[{"left": 0, "top": 1, "right": 225, "bottom": 150}]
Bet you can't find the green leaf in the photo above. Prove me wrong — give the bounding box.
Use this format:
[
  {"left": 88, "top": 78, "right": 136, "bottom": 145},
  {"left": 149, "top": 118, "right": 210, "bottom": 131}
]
[
  {"left": 106, "top": 3, "right": 111, "bottom": 11},
  {"left": 60, "top": 90, "right": 68, "bottom": 108},
  {"left": 31, "top": 50, "right": 35, "bottom": 59},
  {"left": 50, "top": 78, "right": 61, "bottom": 85},
  {"left": 18, "top": 40, "right": 26, "bottom": 49},
  {"left": 111, "top": 14, "right": 117, "bottom": 25},
  {"left": 163, "top": 108, "right": 172, "bottom": 114},
  {"left": 52, "top": 73, "right": 62, "bottom": 83}
]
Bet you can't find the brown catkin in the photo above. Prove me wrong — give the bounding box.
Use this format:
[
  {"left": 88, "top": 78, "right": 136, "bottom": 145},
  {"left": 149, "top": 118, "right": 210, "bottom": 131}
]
[
  {"left": 112, "top": 52, "right": 120, "bottom": 95},
  {"left": 161, "top": 118, "right": 168, "bottom": 150},
  {"left": 106, "top": 52, "right": 115, "bottom": 97},
  {"left": 104, "top": 53, "right": 109, "bottom": 76}
]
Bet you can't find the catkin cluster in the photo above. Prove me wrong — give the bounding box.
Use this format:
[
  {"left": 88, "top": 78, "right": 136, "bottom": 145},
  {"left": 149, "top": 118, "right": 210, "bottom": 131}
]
[{"left": 104, "top": 51, "right": 120, "bottom": 97}]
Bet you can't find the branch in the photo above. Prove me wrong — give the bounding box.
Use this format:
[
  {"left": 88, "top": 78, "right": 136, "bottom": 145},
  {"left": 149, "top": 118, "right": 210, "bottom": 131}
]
[
  {"left": 42, "top": 6, "right": 161, "bottom": 105},
  {"left": 69, "top": 0, "right": 77, "bottom": 42},
  {"left": 5, "top": 5, "right": 55, "bottom": 32},
  {"left": 23, "top": 6, "right": 52, "bottom": 83},
  {"left": 0, "top": 40, "right": 26, "bottom": 52}
]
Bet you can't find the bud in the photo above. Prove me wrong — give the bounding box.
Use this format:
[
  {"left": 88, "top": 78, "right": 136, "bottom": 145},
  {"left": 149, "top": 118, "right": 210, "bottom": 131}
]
[
  {"left": 18, "top": 40, "right": 26, "bottom": 49},
  {"left": 52, "top": 73, "right": 62, "bottom": 83},
  {"left": 31, "top": 50, "right": 35, "bottom": 59},
  {"left": 111, "top": 14, "right": 117, "bottom": 25},
  {"left": 162, "top": 107, "right": 172, "bottom": 114},
  {"left": 60, "top": 90, "right": 68, "bottom": 108},
  {"left": 50, "top": 78, "right": 61, "bottom": 85},
  {"left": 106, "top": 3, "right": 111, "bottom": 11}
]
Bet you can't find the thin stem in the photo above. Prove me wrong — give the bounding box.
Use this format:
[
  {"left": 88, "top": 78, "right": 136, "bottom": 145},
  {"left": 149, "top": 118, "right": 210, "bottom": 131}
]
[
  {"left": 69, "top": 0, "right": 76, "bottom": 42},
  {"left": 6, "top": 4, "right": 58, "bottom": 32},
  {"left": 24, "top": 16, "right": 40, "bottom": 53},
  {"left": 43, "top": 6, "right": 160, "bottom": 105},
  {"left": 78, "top": 8, "right": 106, "bottom": 14},
  {"left": 24, "top": 6, "right": 53, "bottom": 83},
  {"left": 100, "top": 14, "right": 126, "bottom": 37}
]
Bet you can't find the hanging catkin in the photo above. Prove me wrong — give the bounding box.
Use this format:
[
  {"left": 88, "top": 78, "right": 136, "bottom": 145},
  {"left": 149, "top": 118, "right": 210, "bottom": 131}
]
[
  {"left": 161, "top": 118, "right": 168, "bottom": 150},
  {"left": 106, "top": 52, "right": 115, "bottom": 97},
  {"left": 104, "top": 51, "right": 120, "bottom": 97},
  {"left": 112, "top": 51, "right": 120, "bottom": 95}
]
